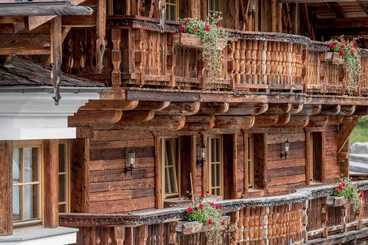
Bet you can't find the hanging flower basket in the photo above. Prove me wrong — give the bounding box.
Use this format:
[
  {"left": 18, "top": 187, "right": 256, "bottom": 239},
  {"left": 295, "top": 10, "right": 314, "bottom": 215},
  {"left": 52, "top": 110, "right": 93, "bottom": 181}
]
[{"left": 172, "top": 33, "right": 227, "bottom": 50}]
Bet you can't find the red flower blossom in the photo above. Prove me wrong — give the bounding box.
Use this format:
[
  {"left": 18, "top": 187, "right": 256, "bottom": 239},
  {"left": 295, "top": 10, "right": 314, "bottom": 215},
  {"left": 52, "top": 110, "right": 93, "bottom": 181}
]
[
  {"left": 338, "top": 183, "right": 345, "bottom": 189},
  {"left": 208, "top": 219, "right": 213, "bottom": 225},
  {"left": 215, "top": 204, "right": 221, "bottom": 210},
  {"left": 185, "top": 18, "right": 190, "bottom": 23},
  {"left": 204, "top": 24, "right": 210, "bottom": 32},
  {"left": 341, "top": 44, "right": 345, "bottom": 48},
  {"left": 336, "top": 187, "right": 342, "bottom": 192},
  {"left": 199, "top": 203, "right": 204, "bottom": 210},
  {"left": 221, "top": 220, "right": 225, "bottom": 226},
  {"left": 339, "top": 50, "right": 345, "bottom": 56},
  {"left": 210, "top": 202, "right": 215, "bottom": 207},
  {"left": 193, "top": 27, "right": 197, "bottom": 33},
  {"left": 187, "top": 207, "right": 194, "bottom": 213},
  {"left": 360, "top": 192, "right": 364, "bottom": 198},
  {"left": 333, "top": 41, "right": 338, "bottom": 45},
  {"left": 179, "top": 25, "right": 185, "bottom": 33},
  {"left": 217, "top": 23, "right": 222, "bottom": 28},
  {"left": 329, "top": 44, "right": 335, "bottom": 49},
  {"left": 351, "top": 50, "right": 355, "bottom": 54}
]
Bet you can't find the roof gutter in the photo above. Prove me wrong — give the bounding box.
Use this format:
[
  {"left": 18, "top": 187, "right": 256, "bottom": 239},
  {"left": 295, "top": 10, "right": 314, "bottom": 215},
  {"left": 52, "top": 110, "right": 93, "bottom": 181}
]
[
  {"left": 0, "top": 86, "right": 111, "bottom": 94},
  {"left": 0, "top": 1, "right": 93, "bottom": 17}
]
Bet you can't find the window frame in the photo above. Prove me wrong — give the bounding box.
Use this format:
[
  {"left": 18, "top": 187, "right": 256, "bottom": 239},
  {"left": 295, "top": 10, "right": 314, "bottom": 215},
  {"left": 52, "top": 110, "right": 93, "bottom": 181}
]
[
  {"left": 247, "top": 134, "right": 255, "bottom": 189},
  {"left": 58, "top": 140, "right": 70, "bottom": 213},
  {"left": 166, "top": 0, "right": 179, "bottom": 21},
  {"left": 208, "top": 135, "right": 224, "bottom": 197},
  {"left": 162, "top": 137, "right": 181, "bottom": 200},
  {"left": 12, "top": 140, "right": 43, "bottom": 227},
  {"left": 208, "top": 0, "right": 222, "bottom": 15}
]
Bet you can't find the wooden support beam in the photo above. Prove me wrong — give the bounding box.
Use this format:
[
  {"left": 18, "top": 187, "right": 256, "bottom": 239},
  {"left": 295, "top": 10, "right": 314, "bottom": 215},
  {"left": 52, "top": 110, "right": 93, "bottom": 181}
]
[
  {"left": 70, "top": 138, "right": 90, "bottom": 213},
  {"left": 215, "top": 116, "right": 255, "bottom": 129},
  {"left": 182, "top": 116, "right": 215, "bottom": 131},
  {"left": 0, "top": 141, "right": 12, "bottom": 236},
  {"left": 280, "top": 115, "right": 309, "bottom": 128},
  {"left": 290, "top": 104, "right": 304, "bottom": 114},
  {"left": 353, "top": 106, "right": 368, "bottom": 115},
  {"left": 307, "top": 116, "right": 329, "bottom": 127},
  {"left": 254, "top": 115, "right": 279, "bottom": 127},
  {"left": 276, "top": 114, "right": 291, "bottom": 125},
  {"left": 316, "top": 17, "right": 368, "bottom": 29},
  {"left": 154, "top": 136, "right": 163, "bottom": 209},
  {"left": 337, "top": 117, "right": 360, "bottom": 152},
  {"left": 298, "top": 105, "right": 322, "bottom": 116},
  {"left": 328, "top": 116, "right": 344, "bottom": 125},
  {"left": 117, "top": 115, "right": 185, "bottom": 131},
  {"left": 68, "top": 110, "right": 123, "bottom": 126},
  {"left": 320, "top": 105, "right": 341, "bottom": 116},
  {"left": 267, "top": 103, "right": 292, "bottom": 114},
  {"left": 96, "top": 0, "right": 107, "bottom": 73},
  {"left": 0, "top": 34, "right": 50, "bottom": 55},
  {"left": 43, "top": 139, "right": 59, "bottom": 228},
  {"left": 226, "top": 103, "right": 268, "bottom": 115},
  {"left": 196, "top": 102, "right": 229, "bottom": 115},
  {"left": 339, "top": 105, "right": 356, "bottom": 116},
  {"left": 119, "top": 111, "right": 155, "bottom": 122},
  {"left": 326, "top": 3, "right": 344, "bottom": 18},
  {"left": 79, "top": 100, "right": 139, "bottom": 111},
  {"left": 111, "top": 28, "right": 122, "bottom": 87},
  {"left": 155, "top": 102, "right": 200, "bottom": 116},
  {"left": 357, "top": 0, "right": 368, "bottom": 15},
  {"left": 133, "top": 101, "right": 170, "bottom": 111}
]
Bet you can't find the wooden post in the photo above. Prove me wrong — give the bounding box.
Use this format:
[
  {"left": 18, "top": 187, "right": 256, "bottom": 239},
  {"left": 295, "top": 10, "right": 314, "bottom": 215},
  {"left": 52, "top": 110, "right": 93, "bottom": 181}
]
[
  {"left": 0, "top": 141, "right": 12, "bottom": 236},
  {"left": 321, "top": 198, "right": 328, "bottom": 238},
  {"left": 233, "top": 134, "right": 238, "bottom": 199},
  {"left": 302, "top": 200, "right": 309, "bottom": 242},
  {"left": 70, "top": 138, "right": 90, "bottom": 213},
  {"left": 50, "top": 16, "right": 62, "bottom": 105},
  {"left": 305, "top": 132, "right": 311, "bottom": 185},
  {"left": 111, "top": 29, "right": 122, "bottom": 87},
  {"left": 96, "top": 0, "right": 107, "bottom": 73},
  {"left": 138, "top": 226, "right": 148, "bottom": 245},
  {"left": 43, "top": 139, "right": 59, "bottom": 228},
  {"left": 321, "top": 131, "right": 326, "bottom": 183},
  {"left": 155, "top": 136, "right": 163, "bottom": 209},
  {"left": 190, "top": 135, "right": 197, "bottom": 197},
  {"left": 114, "top": 227, "right": 125, "bottom": 245},
  {"left": 243, "top": 133, "right": 249, "bottom": 193}
]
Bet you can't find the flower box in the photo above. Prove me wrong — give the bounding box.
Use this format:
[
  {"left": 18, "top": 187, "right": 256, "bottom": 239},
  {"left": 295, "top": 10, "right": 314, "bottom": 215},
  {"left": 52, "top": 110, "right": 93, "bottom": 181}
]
[
  {"left": 321, "top": 52, "right": 344, "bottom": 65},
  {"left": 326, "top": 196, "right": 351, "bottom": 207},
  {"left": 176, "top": 221, "right": 203, "bottom": 235},
  {"left": 172, "top": 33, "right": 227, "bottom": 50}
]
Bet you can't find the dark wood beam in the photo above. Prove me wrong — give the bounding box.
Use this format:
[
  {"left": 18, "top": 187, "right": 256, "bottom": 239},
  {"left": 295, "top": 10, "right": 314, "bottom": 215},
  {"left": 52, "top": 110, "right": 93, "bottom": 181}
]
[
  {"left": 0, "top": 141, "right": 12, "bottom": 235},
  {"left": 357, "top": 0, "right": 368, "bottom": 15},
  {"left": 254, "top": 115, "right": 279, "bottom": 127},
  {"left": 317, "top": 17, "right": 368, "bottom": 29},
  {"left": 320, "top": 104, "right": 341, "bottom": 116},
  {"left": 337, "top": 117, "right": 360, "bottom": 152},
  {"left": 307, "top": 116, "right": 329, "bottom": 127},
  {"left": 50, "top": 16, "right": 62, "bottom": 104},
  {"left": 79, "top": 100, "right": 139, "bottom": 111},
  {"left": 215, "top": 116, "right": 255, "bottom": 129},
  {"left": 68, "top": 111, "right": 123, "bottom": 126},
  {"left": 132, "top": 101, "right": 170, "bottom": 111},
  {"left": 196, "top": 102, "right": 229, "bottom": 115},
  {"left": 119, "top": 111, "right": 155, "bottom": 122},
  {"left": 0, "top": 33, "right": 50, "bottom": 55},
  {"left": 276, "top": 114, "right": 291, "bottom": 125},
  {"left": 279, "top": 0, "right": 355, "bottom": 3},
  {"left": 114, "top": 115, "right": 186, "bottom": 131},
  {"left": 182, "top": 116, "right": 215, "bottom": 131},
  {"left": 297, "top": 105, "right": 322, "bottom": 116},
  {"left": 325, "top": 3, "right": 344, "bottom": 18},
  {"left": 267, "top": 103, "right": 292, "bottom": 114},
  {"left": 155, "top": 102, "right": 200, "bottom": 116},
  {"left": 279, "top": 115, "right": 309, "bottom": 128},
  {"left": 226, "top": 103, "right": 268, "bottom": 116},
  {"left": 339, "top": 105, "right": 356, "bottom": 116}
]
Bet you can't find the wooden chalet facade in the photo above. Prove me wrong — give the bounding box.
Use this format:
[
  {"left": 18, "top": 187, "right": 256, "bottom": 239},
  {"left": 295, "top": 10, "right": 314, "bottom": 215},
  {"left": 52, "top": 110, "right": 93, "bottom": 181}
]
[{"left": 2, "top": 0, "right": 368, "bottom": 245}]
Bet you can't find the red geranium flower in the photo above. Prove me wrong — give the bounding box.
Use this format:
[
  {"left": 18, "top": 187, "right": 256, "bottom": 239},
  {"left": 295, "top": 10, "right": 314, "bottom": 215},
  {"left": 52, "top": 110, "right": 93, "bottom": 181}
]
[
  {"left": 199, "top": 203, "right": 204, "bottom": 210},
  {"left": 339, "top": 50, "right": 344, "bottom": 56},
  {"left": 338, "top": 183, "right": 345, "bottom": 189},
  {"left": 329, "top": 44, "right": 335, "bottom": 49},
  {"left": 193, "top": 27, "right": 197, "bottom": 33},
  {"left": 208, "top": 219, "right": 213, "bottom": 225},
  {"left": 204, "top": 24, "right": 210, "bottom": 32},
  {"left": 188, "top": 207, "right": 194, "bottom": 213},
  {"left": 336, "top": 187, "right": 342, "bottom": 192},
  {"left": 185, "top": 18, "right": 190, "bottom": 23},
  {"left": 221, "top": 220, "right": 225, "bottom": 226},
  {"left": 179, "top": 25, "right": 185, "bottom": 32},
  {"left": 210, "top": 202, "right": 215, "bottom": 207},
  {"left": 215, "top": 204, "right": 221, "bottom": 210},
  {"left": 341, "top": 44, "right": 345, "bottom": 48},
  {"left": 217, "top": 23, "right": 222, "bottom": 28},
  {"left": 360, "top": 192, "right": 364, "bottom": 198}
]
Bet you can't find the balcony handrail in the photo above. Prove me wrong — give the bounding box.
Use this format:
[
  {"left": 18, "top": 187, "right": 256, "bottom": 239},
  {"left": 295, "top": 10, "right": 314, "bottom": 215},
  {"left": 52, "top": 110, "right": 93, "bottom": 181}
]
[{"left": 59, "top": 180, "right": 368, "bottom": 228}]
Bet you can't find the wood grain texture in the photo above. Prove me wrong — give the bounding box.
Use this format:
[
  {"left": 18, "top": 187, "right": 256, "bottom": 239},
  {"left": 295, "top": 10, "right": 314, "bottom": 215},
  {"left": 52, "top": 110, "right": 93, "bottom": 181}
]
[{"left": 0, "top": 141, "right": 12, "bottom": 235}]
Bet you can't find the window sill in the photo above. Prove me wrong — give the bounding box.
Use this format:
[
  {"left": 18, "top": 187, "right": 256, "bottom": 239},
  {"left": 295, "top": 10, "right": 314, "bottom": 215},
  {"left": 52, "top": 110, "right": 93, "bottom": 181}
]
[
  {"left": 0, "top": 227, "right": 78, "bottom": 245},
  {"left": 245, "top": 189, "right": 265, "bottom": 198},
  {"left": 309, "top": 181, "right": 324, "bottom": 186}
]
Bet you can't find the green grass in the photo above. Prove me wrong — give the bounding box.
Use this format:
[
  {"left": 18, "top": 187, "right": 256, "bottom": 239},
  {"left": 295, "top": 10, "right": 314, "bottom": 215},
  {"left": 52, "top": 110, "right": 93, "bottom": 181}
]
[{"left": 350, "top": 116, "right": 368, "bottom": 145}]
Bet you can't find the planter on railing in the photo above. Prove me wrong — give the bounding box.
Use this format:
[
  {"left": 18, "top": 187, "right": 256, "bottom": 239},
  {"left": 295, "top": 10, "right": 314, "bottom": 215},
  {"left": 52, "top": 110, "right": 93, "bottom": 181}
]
[
  {"left": 172, "top": 33, "right": 227, "bottom": 50},
  {"left": 326, "top": 196, "right": 351, "bottom": 207},
  {"left": 321, "top": 52, "right": 344, "bottom": 65}
]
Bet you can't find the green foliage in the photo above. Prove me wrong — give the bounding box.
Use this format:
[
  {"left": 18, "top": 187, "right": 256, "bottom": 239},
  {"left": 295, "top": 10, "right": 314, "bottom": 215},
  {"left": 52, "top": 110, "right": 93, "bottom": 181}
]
[
  {"left": 179, "top": 13, "right": 227, "bottom": 79},
  {"left": 332, "top": 177, "right": 364, "bottom": 212},
  {"left": 328, "top": 36, "right": 363, "bottom": 88},
  {"left": 350, "top": 116, "right": 368, "bottom": 144}
]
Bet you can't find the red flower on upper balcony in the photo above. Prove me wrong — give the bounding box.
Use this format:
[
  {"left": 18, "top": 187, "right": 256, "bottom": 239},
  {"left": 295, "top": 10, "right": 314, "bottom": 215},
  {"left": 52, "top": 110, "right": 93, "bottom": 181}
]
[
  {"left": 185, "top": 18, "right": 190, "bottom": 23},
  {"left": 179, "top": 25, "right": 185, "bottom": 32},
  {"left": 193, "top": 27, "right": 197, "bottom": 33},
  {"left": 199, "top": 203, "right": 204, "bottom": 210},
  {"left": 204, "top": 24, "right": 210, "bottom": 32},
  {"left": 215, "top": 204, "right": 221, "bottom": 210},
  {"left": 217, "top": 23, "right": 222, "bottom": 28},
  {"left": 341, "top": 44, "right": 345, "bottom": 48},
  {"left": 336, "top": 187, "right": 342, "bottom": 192},
  {"left": 339, "top": 50, "right": 345, "bottom": 56},
  {"left": 360, "top": 192, "right": 364, "bottom": 198},
  {"left": 208, "top": 219, "right": 213, "bottom": 225},
  {"left": 329, "top": 43, "right": 335, "bottom": 49},
  {"left": 187, "top": 207, "right": 194, "bottom": 213}
]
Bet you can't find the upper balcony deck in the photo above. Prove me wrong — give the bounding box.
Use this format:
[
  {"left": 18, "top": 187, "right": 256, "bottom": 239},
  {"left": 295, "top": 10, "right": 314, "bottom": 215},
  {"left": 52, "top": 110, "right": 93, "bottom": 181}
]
[{"left": 62, "top": 16, "right": 368, "bottom": 98}]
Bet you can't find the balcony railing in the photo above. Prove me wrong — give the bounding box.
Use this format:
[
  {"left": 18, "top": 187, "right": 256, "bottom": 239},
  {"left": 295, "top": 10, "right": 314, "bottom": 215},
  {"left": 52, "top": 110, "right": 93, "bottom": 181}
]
[
  {"left": 60, "top": 180, "right": 368, "bottom": 245},
  {"left": 62, "top": 17, "right": 368, "bottom": 96}
]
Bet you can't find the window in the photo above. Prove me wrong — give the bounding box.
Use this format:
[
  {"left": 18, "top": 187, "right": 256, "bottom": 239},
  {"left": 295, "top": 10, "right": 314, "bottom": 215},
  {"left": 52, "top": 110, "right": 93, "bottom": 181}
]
[
  {"left": 162, "top": 138, "right": 180, "bottom": 199},
  {"left": 309, "top": 132, "right": 323, "bottom": 183},
  {"left": 208, "top": 136, "right": 223, "bottom": 196},
  {"left": 247, "top": 134, "right": 254, "bottom": 189},
  {"left": 13, "top": 142, "right": 42, "bottom": 226},
  {"left": 58, "top": 143, "right": 70, "bottom": 213},
  {"left": 208, "top": 0, "right": 222, "bottom": 15},
  {"left": 166, "top": 0, "right": 179, "bottom": 21}
]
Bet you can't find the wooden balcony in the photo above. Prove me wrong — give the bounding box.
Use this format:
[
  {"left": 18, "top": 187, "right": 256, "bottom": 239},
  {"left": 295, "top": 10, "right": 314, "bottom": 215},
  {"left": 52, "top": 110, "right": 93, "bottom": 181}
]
[
  {"left": 63, "top": 16, "right": 368, "bottom": 97},
  {"left": 60, "top": 181, "right": 368, "bottom": 245}
]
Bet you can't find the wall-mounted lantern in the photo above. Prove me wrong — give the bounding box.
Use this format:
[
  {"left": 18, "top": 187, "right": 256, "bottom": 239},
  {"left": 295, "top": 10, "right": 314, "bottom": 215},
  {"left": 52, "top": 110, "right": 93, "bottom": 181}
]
[
  {"left": 125, "top": 149, "right": 136, "bottom": 174},
  {"left": 280, "top": 140, "right": 290, "bottom": 159},
  {"left": 197, "top": 144, "right": 206, "bottom": 168}
]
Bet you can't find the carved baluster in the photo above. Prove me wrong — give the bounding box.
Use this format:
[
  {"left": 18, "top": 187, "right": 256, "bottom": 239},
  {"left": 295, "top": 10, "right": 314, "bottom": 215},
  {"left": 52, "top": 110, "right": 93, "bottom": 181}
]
[
  {"left": 321, "top": 198, "right": 328, "bottom": 238},
  {"left": 138, "top": 225, "right": 149, "bottom": 245},
  {"left": 263, "top": 207, "right": 269, "bottom": 245},
  {"left": 114, "top": 227, "right": 125, "bottom": 245},
  {"left": 288, "top": 43, "right": 293, "bottom": 86},
  {"left": 111, "top": 29, "right": 122, "bottom": 87},
  {"left": 246, "top": 40, "right": 252, "bottom": 84},
  {"left": 257, "top": 40, "right": 263, "bottom": 84},
  {"left": 234, "top": 39, "right": 240, "bottom": 85},
  {"left": 167, "top": 34, "right": 176, "bottom": 88},
  {"left": 240, "top": 40, "right": 246, "bottom": 84},
  {"left": 268, "top": 206, "right": 273, "bottom": 243},
  {"left": 135, "top": 29, "right": 146, "bottom": 87},
  {"left": 236, "top": 209, "right": 244, "bottom": 242},
  {"left": 342, "top": 204, "right": 348, "bottom": 232},
  {"left": 266, "top": 41, "right": 272, "bottom": 85},
  {"left": 230, "top": 211, "right": 239, "bottom": 245},
  {"left": 276, "top": 42, "right": 282, "bottom": 85},
  {"left": 251, "top": 40, "right": 258, "bottom": 85},
  {"left": 261, "top": 40, "right": 267, "bottom": 85}
]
